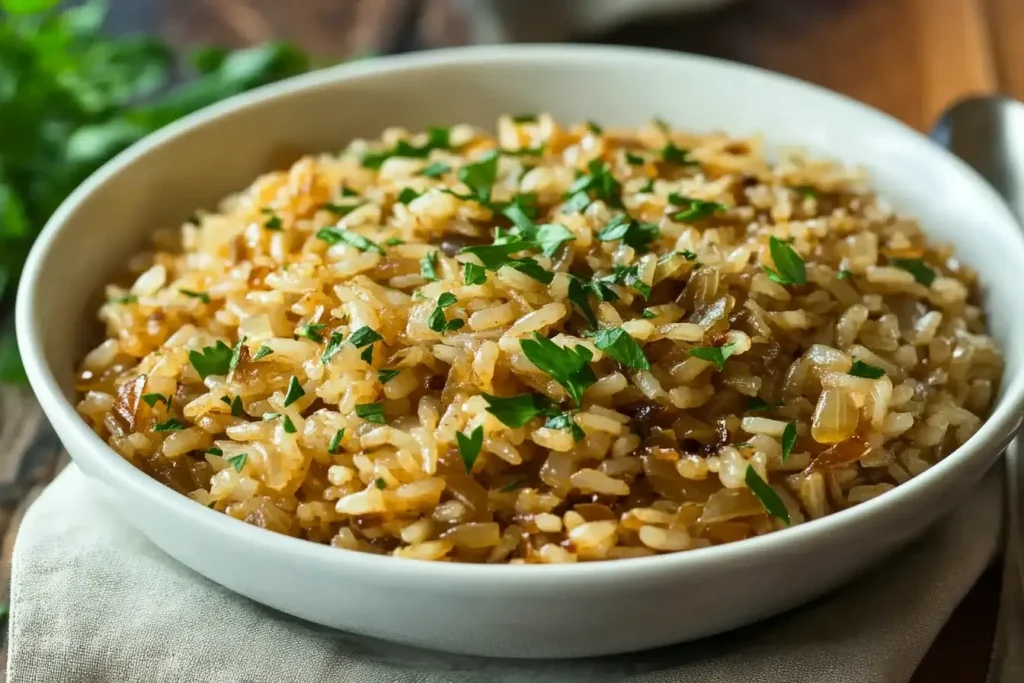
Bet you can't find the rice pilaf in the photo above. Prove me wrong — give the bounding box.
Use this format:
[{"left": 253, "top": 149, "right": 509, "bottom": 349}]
[{"left": 75, "top": 114, "right": 1002, "bottom": 563}]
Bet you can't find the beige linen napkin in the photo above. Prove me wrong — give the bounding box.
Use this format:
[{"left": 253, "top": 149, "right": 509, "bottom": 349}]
[{"left": 7, "top": 465, "right": 1002, "bottom": 683}]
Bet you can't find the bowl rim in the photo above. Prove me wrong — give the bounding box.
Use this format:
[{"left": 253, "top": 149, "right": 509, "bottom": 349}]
[{"left": 17, "top": 43, "right": 1024, "bottom": 584}]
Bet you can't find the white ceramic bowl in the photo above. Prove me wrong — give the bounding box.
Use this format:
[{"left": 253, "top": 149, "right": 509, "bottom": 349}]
[{"left": 16, "top": 45, "right": 1024, "bottom": 659}]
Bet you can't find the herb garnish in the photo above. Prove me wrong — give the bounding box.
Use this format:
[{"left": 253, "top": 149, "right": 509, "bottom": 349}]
[
  {"left": 512, "top": 114, "right": 538, "bottom": 124},
  {"left": 328, "top": 428, "right": 344, "bottom": 454},
  {"left": 458, "top": 241, "right": 554, "bottom": 284},
  {"left": 567, "top": 159, "right": 623, "bottom": 208},
  {"left": 596, "top": 214, "right": 660, "bottom": 252},
  {"left": 262, "top": 412, "right": 297, "bottom": 433},
  {"left": 205, "top": 447, "right": 224, "bottom": 457},
  {"left": 142, "top": 393, "right": 168, "bottom": 408},
  {"left": 396, "top": 188, "right": 421, "bottom": 205},
  {"left": 590, "top": 264, "right": 651, "bottom": 300},
  {"left": 662, "top": 143, "right": 698, "bottom": 166},
  {"left": 544, "top": 412, "right": 585, "bottom": 442},
  {"left": 641, "top": 310, "right": 656, "bottom": 320},
  {"left": 745, "top": 465, "right": 790, "bottom": 525},
  {"left": 153, "top": 418, "right": 186, "bottom": 432},
  {"left": 624, "top": 152, "right": 646, "bottom": 166},
  {"left": 421, "top": 251, "right": 439, "bottom": 282},
  {"left": 668, "top": 193, "right": 726, "bottom": 222},
  {"left": 764, "top": 236, "right": 807, "bottom": 286},
  {"left": 378, "top": 369, "right": 400, "bottom": 384},
  {"left": 284, "top": 376, "right": 305, "bottom": 407},
  {"left": 109, "top": 294, "right": 138, "bottom": 305},
  {"left": 836, "top": 269, "right": 853, "bottom": 280},
  {"left": 420, "top": 162, "right": 451, "bottom": 178},
  {"left": 322, "top": 202, "right": 362, "bottom": 217},
  {"left": 688, "top": 342, "right": 738, "bottom": 372},
  {"left": 456, "top": 425, "right": 484, "bottom": 473},
  {"left": 252, "top": 345, "right": 274, "bottom": 362},
  {"left": 227, "top": 453, "right": 248, "bottom": 472},
  {"left": 592, "top": 328, "right": 650, "bottom": 370},
  {"left": 297, "top": 323, "right": 326, "bottom": 343},
  {"left": 499, "top": 479, "right": 524, "bottom": 493},
  {"left": 180, "top": 289, "right": 211, "bottom": 304},
  {"left": 229, "top": 337, "right": 246, "bottom": 373},
  {"left": 458, "top": 150, "right": 499, "bottom": 203},
  {"left": 481, "top": 392, "right": 557, "bottom": 428},
  {"left": 355, "top": 402, "right": 386, "bottom": 424},
  {"left": 567, "top": 277, "right": 598, "bottom": 329},
  {"left": 746, "top": 397, "right": 779, "bottom": 413},
  {"left": 322, "top": 332, "right": 344, "bottom": 365},
  {"left": 360, "top": 126, "right": 451, "bottom": 169},
  {"left": 189, "top": 341, "right": 233, "bottom": 379},
  {"left": 891, "top": 258, "right": 936, "bottom": 287},
  {"left": 349, "top": 327, "right": 382, "bottom": 348},
  {"left": 263, "top": 214, "right": 282, "bottom": 230},
  {"left": 849, "top": 360, "right": 886, "bottom": 379},
  {"left": 519, "top": 333, "right": 596, "bottom": 406},
  {"left": 563, "top": 191, "right": 592, "bottom": 214},
  {"left": 428, "top": 293, "right": 464, "bottom": 334},
  {"left": 781, "top": 422, "right": 797, "bottom": 462},
  {"left": 375, "top": 478, "right": 387, "bottom": 489},
  {"left": 463, "top": 262, "right": 487, "bottom": 286},
  {"left": 315, "top": 227, "right": 384, "bottom": 254},
  {"left": 385, "top": 237, "right": 404, "bottom": 246}
]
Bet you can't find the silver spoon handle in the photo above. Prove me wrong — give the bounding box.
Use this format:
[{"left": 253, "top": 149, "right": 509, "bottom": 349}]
[{"left": 987, "top": 441, "right": 1024, "bottom": 683}]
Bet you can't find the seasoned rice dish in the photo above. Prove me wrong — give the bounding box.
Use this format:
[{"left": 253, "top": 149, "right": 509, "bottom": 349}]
[{"left": 75, "top": 115, "right": 1002, "bottom": 563}]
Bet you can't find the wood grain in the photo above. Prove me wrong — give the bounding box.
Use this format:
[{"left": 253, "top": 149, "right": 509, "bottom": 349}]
[{"left": 4, "top": 1, "right": 1022, "bottom": 680}]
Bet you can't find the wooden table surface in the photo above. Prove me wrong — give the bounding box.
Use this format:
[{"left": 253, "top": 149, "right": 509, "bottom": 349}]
[{"left": 3, "top": 0, "right": 1020, "bottom": 680}]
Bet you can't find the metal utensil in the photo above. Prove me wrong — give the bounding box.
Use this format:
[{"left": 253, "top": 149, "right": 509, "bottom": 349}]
[{"left": 931, "top": 95, "right": 1024, "bottom": 683}]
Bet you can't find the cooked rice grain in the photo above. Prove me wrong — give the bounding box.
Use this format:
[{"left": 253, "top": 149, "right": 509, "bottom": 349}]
[{"left": 76, "top": 115, "right": 1002, "bottom": 563}]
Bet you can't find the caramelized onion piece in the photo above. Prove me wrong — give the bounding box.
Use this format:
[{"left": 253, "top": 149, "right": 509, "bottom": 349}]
[
  {"left": 114, "top": 374, "right": 146, "bottom": 431},
  {"left": 804, "top": 436, "right": 871, "bottom": 473}
]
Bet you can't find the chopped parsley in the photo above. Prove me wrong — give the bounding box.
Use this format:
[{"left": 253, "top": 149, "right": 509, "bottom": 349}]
[
  {"left": 499, "top": 479, "right": 524, "bottom": 493},
  {"left": 624, "top": 152, "right": 646, "bottom": 166},
  {"left": 360, "top": 126, "right": 451, "bottom": 169},
  {"left": 378, "top": 369, "right": 400, "bottom": 384},
  {"left": 252, "top": 345, "right": 274, "bottom": 362},
  {"left": 284, "top": 376, "right": 305, "bottom": 407},
  {"left": 328, "top": 428, "right": 344, "bottom": 454},
  {"left": 519, "top": 333, "right": 596, "bottom": 406},
  {"left": 205, "top": 447, "right": 223, "bottom": 456},
  {"left": 837, "top": 269, "right": 853, "bottom": 280},
  {"left": 591, "top": 264, "right": 651, "bottom": 299},
  {"left": 263, "top": 214, "right": 282, "bottom": 230},
  {"left": 297, "top": 323, "right": 327, "bottom": 343},
  {"left": 456, "top": 425, "right": 484, "bottom": 474},
  {"left": 153, "top": 418, "right": 186, "bottom": 432},
  {"left": 180, "top": 289, "right": 211, "bottom": 304},
  {"left": 662, "top": 143, "right": 697, "bottom": 166},
  {"left": 360, "top": 346, "right": 374, "bottom": 364},
  {"left": 849, "top": 360, "right": 886, "bottom": 379},
  {"left": 890, "top": 258, "right": 937, "bottom": 287},
  {"left": 482, "top": 392, "right": 557, "bottom": 428},
  {"left": 563, "top": 191, "right": 592, "bottom": 214},
  {"left": 745, "top": 465, "right": 790, "bottom": 525},
  {"left": 544, "top": 412, "right": 585, "bottom": 442},
  {"left": 396, "top": 188, "right": 421, "bottom": 205},
  {"left": 189, "top": 341, "right": 233, "bottom": 379},
  {"left": 355, "top": 402, "right": 386, "bottom": 424},
  {"left": 781, "top": 422, "right": 797, "bottom": 462},
  {"left": 463, "top": 262, "right": 487, "bottom": 286},
  {"left": 428, "top": 293, "right": 464, "bottom": 334},
  {"left": 322, "top": 332, "right": 344, "bottom": 365},
  {"left": 141, "top": 393, "right": 168, "bottom": 408},
  {"left": 512, "top": 114, "right": 538, "bottom": 124},
  {"left": 109, "top": 294, "right": 138, "bottom": 305},
  {"left": 567, "top": 277, "right": 598, "bottom": 329},
  {"left": 315, "top": 227, "right": 384, "bottom": 254},
  {"left": 229, "top": 337, "right": 246, "bottom": 373},
  {"left": 592, "top": 328, "right": 650, "bottom": 370},
  {"left": 349, "top": 327, "right": 382, "bottom": 348},
  {"left": 322, "top": 202, "right": 362, "bottom": 217},
  {"left": 421, "top": 251, "right": 439, "bottom": 282},
  {"left": 689, "top": 342, "right": 738, "bottom": 372},
  {"left": 227, "top": 453, "right": 248, "bottom": 472},
  {"left": 262, "top": 412, "right": 297, "bottom": 433},
  {"left": 385, "top": 237, "right": 405, "bottom": 246},
  {"left": 668, "top": 193, "right": 726, "bottom": 222},
  {"left": 223, "top": 395, "right": 244, "bottom": 417},
  {"left": 340, "top": 186, "right": 360, "bottom": 197},
  {"left": 746, "top": 397, "right": 778, "bottom": 413},
  {"left": 585, "top": 120, "right": 603, "bottom": 135},
  {"left": 764, "top": 236, "right": 807, "bottom": 286},
  {"left": 420, "top": 162, "right": 450, "bottom": 178},
  {"left": 596, "top": 214, "right": 660, "bottom": 252},
  {"left": 375, "top": 477, "right": 388, "bottom": 489},
  {"left": 641, "top": 309, "right": 656, "bottom": 320},
  {"left": 458, "top": 242, "right": 553, "bottom": 285},
  {"left": 793, "top": 185, "right": 819, "bottom": 198},
  {"left": 567, "top": 159, "right": 623, "bottom": 208},
  {"left": 458, "top": 150, "right": 499, "bottom": 203}
]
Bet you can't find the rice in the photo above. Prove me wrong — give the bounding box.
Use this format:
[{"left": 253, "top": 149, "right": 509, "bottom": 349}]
[{"left": 75, "top": 114, "right": 1002, "bottom": 563}]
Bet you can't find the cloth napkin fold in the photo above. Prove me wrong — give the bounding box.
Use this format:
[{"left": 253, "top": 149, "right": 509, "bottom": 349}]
[{"left": 7, "top": 465, "right": 1002, "bottom": 683}]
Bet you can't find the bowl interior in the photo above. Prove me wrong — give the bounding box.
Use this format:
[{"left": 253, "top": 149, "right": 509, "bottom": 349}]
[{"left": 18, "top": 44, "right": 1024, "bottom": 524}]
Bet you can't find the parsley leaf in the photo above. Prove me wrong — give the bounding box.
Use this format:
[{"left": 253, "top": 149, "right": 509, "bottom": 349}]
[
  {"left": 322, "top": 202, "right": 363, "bottom": 217},
  {"left": 533, "top": 223, "right": 575, "bottom": 257},
  {"left": 591, "top": 264, "right": 651, "bottom": 299},
  {"left": 662, "top": 143, "right": 697, "bottom": 166},
  {"left": 230, "top": 395, "right": 244, "bottom": 417},
  {"left": 349, "top": 327, "right": 382, "bottom": 348},
  {"left": 142, "top": 393, "right": 167, "bottom": 408},
  {"left": 284, "top": 376, "right": 305, "bottom": 407},
  {"left": 360, "top": 127, "right": 451, "bottom": 169},
  {"left": 189, "top": 341, "right": 233, "bottom": 379},
  {"left": 153, "top": 418, "right": 186, "bottom": 432},
  {"left": 764, "top": 236, "right": 807, "bottom": 286},
  {"left": 205, "top": 447, "right": 224, "bottom": 457},
  {"left": 360, "top": 346, "right": 374, "bottom": 364},
  {"left": 849, "top": 360, "right": 886, "bottom": 379},
  {"left": 109, "top": 294, "right": 138, "bottom": 305},
  {"left": 385, "top": 237, "right": 404, "bottom": 246},
  {"left": 252, "top": 345, "right": 274, "bottom": 362},
  {"left": 328, "top": 428, "right": 344, "bottom": 454},
  {"left": 624, "top": 152, "right": 646, "bottom": 166},
  {"left": 180, "top": 289, "right": 211, "bottom": 304},
  {"left": 668, "top": 193, "right": 726, "bottom": 222},
  {"left": 585, "top": 120, "right": 603, "bottom": 135},
  {"left": 544, "top": 411, "right": 585, "bottom": 442},
  {"left": 262, "top": 412, "right": 297, "bottom": 433},
  {"left": 458, "top": 242, "right": 553, "bottom": 284},
  {"left": 747, "top": 397, "right": 778, "bottom": 413},
  {"left": 567, "top": 276, "right": 598, "bottom": 329},
  {"left": 596, "top": 214, "right": 659, "bottom": 252},
  {"left": 456, "top": 425, "right": 484, "bottom": 474},
  {"left": 396, "top": 188, "right": 421, "bottom": 205},
  {"left": 482, "top": 392, "right": 557, "bottom": 428},
  {"left": 378, "top": 368, "right": 400, "bottom": 384},
  {"left": 641, "top": 309, "right": 656, "bottom": 319},
  {"left": 592, "top": 328, "right": 650, "bottom": 370},
  {"left": 836, "top": 269, "right": 854, "bottom": 280},
  {"left": 512, "top": 114, "right": 538, "bottom": 124},
  {"left": 316, "top": 227, "right": 384, "bottom": 254},
  {"left": 322, "top": 332, "right": 344, "bottom": 365},
  {"left": 229, "top": 337, "right": 246, "bottom": 372},
  {"left": 569, "top": 159, "right": 623, "bottom": 208},
  {"left": 890, "top": 258, "right": 937, "bottom": 287},
  {"left": 463, "top": 262, "right": 487, "bottom": 285},
  {"left": 263, "top": 214, "right": 282, "bottom": 230},
  {"left": 420, "top": 162, "right": 451, "bottom": 178},
  {"left": 375, "top": 477, "right": 388, "bottom": 489},
  {"left": 458, "top": 150, "right": 499, "bottom": 203},
  {"left": 519, "top": 333, "right": 596, "bottom": 406},
  {"left": 428, "top": 293, "right": 464, "bottom": 334},
  {"left": 563, "top": 191, "right": 592, "bottom": 214},
  {"left": 227, "top": 453, "right": 248, "bottom": 472},
  {"left": 781, "top": 422, "right": 798, "bottom": 462},
  {"left": 688, "top": 342, "right": 738, "bottom": 372},
  {"left": 355, "top": 402, "right": 386, "bottom": 424},
  {"left": 745, "top": 465, "right": 790, "bottom": 525},
  {"left": 421, "top": 251, "right": 439, "bottom": 282},
  {"left": 297, "top": 323, "right": 326, "bottom": 343}
]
